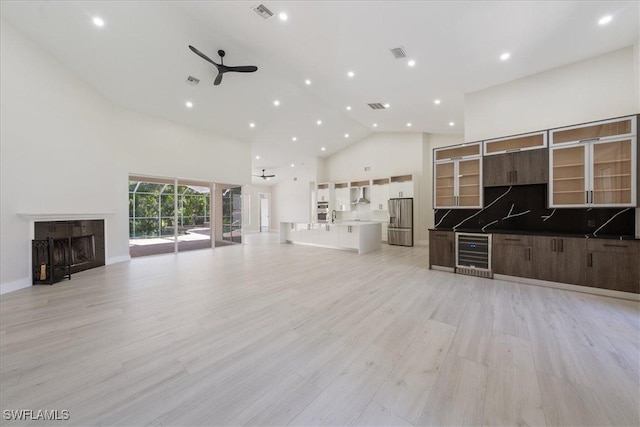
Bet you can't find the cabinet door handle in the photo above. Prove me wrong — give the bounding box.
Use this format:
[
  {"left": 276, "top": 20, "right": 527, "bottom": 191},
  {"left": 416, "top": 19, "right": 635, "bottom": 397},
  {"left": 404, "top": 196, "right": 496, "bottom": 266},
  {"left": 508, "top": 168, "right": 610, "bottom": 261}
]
[
  {"left": 527, "top": 247, "right": 531, "bottom": 261},
  {"left": 514, "top": 170, "right": 517, "bottom": 183},
  {"left": 552, "top": 238, "right": 556, "bottom": 252},
  {"left": 580, "top": 138, "right": 600, "bottom": 143},
  {"left": 590, "top": 191, "right": 593, "bottom": 204},
  {"left": 507, "top": 171, "right": 512, "bottom": 182},
  {"left": 558, "top": 239, "right": 563, "bottom": 253},
  {"left": 587, "top": 253, "right": 593, "bottom": 267},
  {"left": 506, "top": 148, "right": 521, "bottom": 153},
  {"left": 450, "top": 242, "right": 454, "bottom": 253},
  {"left": 586, "top": 191, "right": 589, "bottom": 203},
  {"left": 603, "top": 244, "right": 628, "bottom": 248},
  {"left": 505, "top": 238, "right": 521, "bottom": 241}
]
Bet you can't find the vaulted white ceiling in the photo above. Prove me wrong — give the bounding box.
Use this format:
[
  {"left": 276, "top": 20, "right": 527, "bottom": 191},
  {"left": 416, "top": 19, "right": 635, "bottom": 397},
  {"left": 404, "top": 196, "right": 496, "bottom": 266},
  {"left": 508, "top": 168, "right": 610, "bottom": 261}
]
[{"left": 2, "top": 1, "right": 638, "bottom": 185}]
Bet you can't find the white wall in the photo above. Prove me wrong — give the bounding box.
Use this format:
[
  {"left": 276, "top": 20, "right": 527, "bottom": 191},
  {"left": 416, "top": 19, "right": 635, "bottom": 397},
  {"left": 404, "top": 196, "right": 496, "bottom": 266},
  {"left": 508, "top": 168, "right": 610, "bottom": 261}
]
[
  {"left": 465, "top": 46, "right": 639, "bottom": 141},
  {"left": 323, "top": 132, "right": 424, "bottom": 182},
  {"left": 0, "top": 20, "right": 250, "bottom": 294}
]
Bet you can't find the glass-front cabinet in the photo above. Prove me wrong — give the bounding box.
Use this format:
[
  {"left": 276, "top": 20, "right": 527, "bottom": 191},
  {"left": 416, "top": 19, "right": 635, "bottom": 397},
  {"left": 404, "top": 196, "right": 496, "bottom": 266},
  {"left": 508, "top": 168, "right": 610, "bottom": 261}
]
[
  {"left": 549, "top": 116, "right": 637, "bottom": 208},
  {"left": 433, "top": 142, "right": 482, "bottom": 209}
]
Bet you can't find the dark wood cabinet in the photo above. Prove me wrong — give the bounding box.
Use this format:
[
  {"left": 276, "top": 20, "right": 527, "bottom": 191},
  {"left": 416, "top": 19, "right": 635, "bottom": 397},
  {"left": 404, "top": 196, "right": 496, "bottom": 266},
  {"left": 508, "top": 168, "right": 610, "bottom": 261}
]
[
  {"left": 587, "top": 239, "right": 640, "bottom": 293},
  {"left": 483, "top": 149, "right": 548, "bottom": 187},
  {"left": 492, "top": 234, "right": 533, "bottom": 278},
  {"left": 429, "top": 230, "right": 454, "bottom": 269},
  {"left": 532, "top": 236, "right": 586, "bottom": 286}
]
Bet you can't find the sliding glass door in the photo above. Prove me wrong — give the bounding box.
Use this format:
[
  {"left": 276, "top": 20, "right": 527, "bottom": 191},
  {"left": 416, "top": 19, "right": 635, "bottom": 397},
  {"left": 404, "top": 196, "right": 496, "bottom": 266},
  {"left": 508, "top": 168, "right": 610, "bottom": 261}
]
[
  {"left": 129, "top": 176, "right": 213, "bottom": 257},
  {"left": 177, "top": 181, "right": 212, "bottom": 253}
]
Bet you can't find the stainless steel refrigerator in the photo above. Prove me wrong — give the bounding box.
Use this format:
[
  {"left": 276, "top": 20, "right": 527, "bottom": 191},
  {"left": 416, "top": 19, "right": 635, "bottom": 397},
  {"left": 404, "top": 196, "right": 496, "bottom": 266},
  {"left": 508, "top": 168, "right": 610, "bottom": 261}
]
[{"left": 388, "top": 198, "right": 413, "bottom": 246}]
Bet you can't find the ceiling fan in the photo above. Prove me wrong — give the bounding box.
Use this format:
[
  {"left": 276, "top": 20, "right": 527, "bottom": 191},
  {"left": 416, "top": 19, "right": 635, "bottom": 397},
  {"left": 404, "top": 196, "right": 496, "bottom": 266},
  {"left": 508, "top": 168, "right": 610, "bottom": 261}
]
[
  {"left": 188, "top": 45, "right": 258, "bottom": 86},
  {"left": 253, "top": 169, "right": 276, "bottom": 180}
]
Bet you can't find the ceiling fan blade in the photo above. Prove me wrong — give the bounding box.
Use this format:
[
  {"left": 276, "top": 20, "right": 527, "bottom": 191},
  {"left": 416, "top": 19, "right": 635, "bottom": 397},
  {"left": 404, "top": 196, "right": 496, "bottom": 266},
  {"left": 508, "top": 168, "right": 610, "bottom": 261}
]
[
  {"left": 264, "top": 175, "right": 275, "bottom": 178},
  {"left": 226, "top": 65, "right": 258, "bottom": 73},
  {"left": 214, "top": 72, "right": 223, "bottom": 86},
  {"left": 188, "top": 45, "right": 221, "bottom": 69}
]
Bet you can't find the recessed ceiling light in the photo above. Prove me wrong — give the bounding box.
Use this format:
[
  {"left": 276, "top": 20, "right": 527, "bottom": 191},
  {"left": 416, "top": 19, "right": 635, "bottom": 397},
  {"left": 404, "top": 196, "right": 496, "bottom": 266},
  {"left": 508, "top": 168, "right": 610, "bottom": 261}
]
[
  {"left": 279, "top": 12, "right": 288, "bottom": 21},
  {"left": 406, "top": 123, "right": 412, "bottom": 127},
  {"left": 449, "top": 121, "right": 455, "bottom": 126},
  {"left": 266, "top": 177, "right": 271, "bottom": 181},
  {"left": 598, "top": 15, "right": 612, "bottom": 25},
  {"left": 434, "top": 99, "right": 441, "bottom": 105},
  {"left": 305, "top": 79, "right": 311, "bottom": 85},
  {"left": 255, "top": 155, "right": 260, "bottom": 160},
  {"left": 92, "top": 17, "right": 105, "bottom": 27},
  {"left": 500, "top": 52, "right": 511, "bottom": 61},
  {"left": 185, "top": 101, "right": 193, "bottom": 108},
  {"left": 321, "top": 147, "right": 326, "bottom": 151},
  {"left": 345, "top": 133, "right": 349, "bottom": 138},
  {"left": 407, "top": 60, "right": 416, "bottom": 67},
  {"left": 373, "top": 123, "right": 378, "bottom": 127},
  {"left": 347, "top": 71, "right": 355, "bottom": 78},
  {"left": 292, "top": 137, "right": 297, "bottom": 141},
  {"left": 249, "top": 122, "right": 255, "bottom": 128},
  {"left": 383, "top": 103, "right": 390, "bottom": 108},
  {"left": 273, "top": 100, "right": 280, "bottom": 106},
  {"left": 346, "top": 106, "right": 352, "bottom": 111},
  {"left": 317, "top": 120, "right": 322, "bottom": 125},
  {"left": 290, "top": 163, "right": 295, "bottom": 167}
]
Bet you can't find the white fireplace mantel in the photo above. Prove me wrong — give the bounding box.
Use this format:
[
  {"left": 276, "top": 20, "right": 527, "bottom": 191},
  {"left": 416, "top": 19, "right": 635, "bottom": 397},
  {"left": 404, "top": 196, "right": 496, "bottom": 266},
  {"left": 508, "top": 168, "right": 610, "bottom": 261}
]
[{"left": 18, "top": 213, "right": 115, "bottom": 221}]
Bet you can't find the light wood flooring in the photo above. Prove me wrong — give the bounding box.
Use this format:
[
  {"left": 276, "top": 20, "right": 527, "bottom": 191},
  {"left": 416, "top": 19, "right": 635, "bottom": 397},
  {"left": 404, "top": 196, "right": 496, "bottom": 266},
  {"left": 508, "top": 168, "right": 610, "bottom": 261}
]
[{"left": 1, "top": 233, "right": 639, "bottom": 426}]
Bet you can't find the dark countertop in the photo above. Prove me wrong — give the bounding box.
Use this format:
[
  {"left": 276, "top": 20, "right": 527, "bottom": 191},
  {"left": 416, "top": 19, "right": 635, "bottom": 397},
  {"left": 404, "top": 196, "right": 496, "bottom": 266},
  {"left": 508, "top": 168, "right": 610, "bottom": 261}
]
[{"left": 429, "top": 228, "right": 639, "bottom": 240}]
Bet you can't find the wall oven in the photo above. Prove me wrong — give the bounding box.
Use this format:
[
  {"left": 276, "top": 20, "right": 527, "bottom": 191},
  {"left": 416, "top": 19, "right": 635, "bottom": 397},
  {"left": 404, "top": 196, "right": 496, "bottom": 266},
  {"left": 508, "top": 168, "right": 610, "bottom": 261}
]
[{"left": 317, "top": 201, "right": 329, "bottom": 222}]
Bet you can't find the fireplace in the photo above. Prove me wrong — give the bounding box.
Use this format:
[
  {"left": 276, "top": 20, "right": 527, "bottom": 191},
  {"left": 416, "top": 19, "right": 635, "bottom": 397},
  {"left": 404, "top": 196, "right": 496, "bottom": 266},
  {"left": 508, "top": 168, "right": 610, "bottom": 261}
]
[{"left": 32, "top": 220, "right": 105, "bottom": 284}]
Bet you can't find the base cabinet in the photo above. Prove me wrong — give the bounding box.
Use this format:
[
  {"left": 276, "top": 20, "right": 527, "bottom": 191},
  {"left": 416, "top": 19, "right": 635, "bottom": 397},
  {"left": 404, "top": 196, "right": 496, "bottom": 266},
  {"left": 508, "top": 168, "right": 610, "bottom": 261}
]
[
  {"left": 532, "top": 236, "right": 586, "bottom": 286},
  {"left": 492, "top": 234, "right": 533, "bottom": 278},
  {"left": 429, "top": 230, "right": 454, "bottom": 268},
  {"left": 339, "top": 225, "right": 359, "bottom": 249},
  {"left": 587, "top": 240, "right": 640, "bottom": 293},
  {"left": 491, "top": 233, "right": 638, "bottom": 294}
]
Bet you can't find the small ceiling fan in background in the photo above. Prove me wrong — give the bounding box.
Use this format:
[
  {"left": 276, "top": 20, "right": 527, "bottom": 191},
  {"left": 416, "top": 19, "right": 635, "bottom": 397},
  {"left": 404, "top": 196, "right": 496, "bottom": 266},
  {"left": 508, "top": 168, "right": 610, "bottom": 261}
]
[
  {"left": 188, "top": 45, "right": 258, "bottom": 86},
  {"left": 253, "top": 169, "right": 276, "bottom": 180}
]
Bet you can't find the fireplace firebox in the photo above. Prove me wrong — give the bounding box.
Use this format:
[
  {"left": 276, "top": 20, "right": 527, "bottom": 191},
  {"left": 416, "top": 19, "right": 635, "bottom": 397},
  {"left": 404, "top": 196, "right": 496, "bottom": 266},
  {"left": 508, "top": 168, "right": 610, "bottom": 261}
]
[{"left": 32, "top": 220, "right": 105, "bottom": 285}]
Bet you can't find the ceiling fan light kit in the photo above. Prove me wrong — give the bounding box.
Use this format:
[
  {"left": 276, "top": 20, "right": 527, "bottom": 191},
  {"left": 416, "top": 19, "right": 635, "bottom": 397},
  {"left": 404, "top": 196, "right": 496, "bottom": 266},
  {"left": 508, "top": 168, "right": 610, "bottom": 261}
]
[{"left": 188, "top": 45, "right": 258, "bottom": 86}]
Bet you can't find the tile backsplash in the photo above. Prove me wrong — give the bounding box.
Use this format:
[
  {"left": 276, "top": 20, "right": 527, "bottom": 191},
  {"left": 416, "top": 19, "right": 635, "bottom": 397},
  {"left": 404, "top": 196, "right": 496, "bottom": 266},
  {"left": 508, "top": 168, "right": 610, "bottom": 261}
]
[{"left": 434, "top": 184, "right": 635, "bottom": 237}]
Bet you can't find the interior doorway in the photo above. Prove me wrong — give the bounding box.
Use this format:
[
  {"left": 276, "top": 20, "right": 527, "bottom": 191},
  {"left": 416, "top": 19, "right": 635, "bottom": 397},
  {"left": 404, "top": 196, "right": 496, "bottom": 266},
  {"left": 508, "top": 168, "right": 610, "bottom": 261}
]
[{"left": 260, "top": 193, "right": 270, "bottom": 232}]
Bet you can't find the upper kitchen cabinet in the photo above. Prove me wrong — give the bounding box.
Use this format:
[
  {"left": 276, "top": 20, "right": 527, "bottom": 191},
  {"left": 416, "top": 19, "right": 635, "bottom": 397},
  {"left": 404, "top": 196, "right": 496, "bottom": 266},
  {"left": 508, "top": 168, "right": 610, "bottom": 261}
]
[
  {"left": 483, "top": 131, "right": 548, "bottom": 187},
  {"left": 317, "top": 183, "right": 333, "bottom": 202},
  {"left": 389, "top": 174, "right": 414, "bottom": 198},
  {"left": 433, "top": 142, "right": 482, "bottom": 208},
  {"left": 370, "top": 178, "right": 390, "bottom": 211},
  {"left": 334, "top": 183, "right": 351, "bottom": 211},
  {"left": 549, "top": 115, "right": 637, "bottom": 208}
]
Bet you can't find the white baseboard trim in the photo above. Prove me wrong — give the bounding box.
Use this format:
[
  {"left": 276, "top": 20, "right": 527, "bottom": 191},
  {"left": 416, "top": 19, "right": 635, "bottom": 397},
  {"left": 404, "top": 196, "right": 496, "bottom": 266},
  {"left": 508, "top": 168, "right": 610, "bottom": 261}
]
[
  {"left": 1, "top": 278, "right": 31, "bottom": 295},
  {"left": 493, "top": 274, "right": 639, "bottom": 301},
  {"left": 107, "top": 255, "right": 131, "bottom": 265}
]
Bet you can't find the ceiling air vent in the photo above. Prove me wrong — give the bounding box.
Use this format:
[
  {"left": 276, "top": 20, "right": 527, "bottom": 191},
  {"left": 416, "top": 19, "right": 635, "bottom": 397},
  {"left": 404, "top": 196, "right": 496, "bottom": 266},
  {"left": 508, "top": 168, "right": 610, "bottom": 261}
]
[
  {"left": 368, "top": 103, "right": 387, "bottom": 110},
  {"left": 186, "top": 76, "right": 200, "bottom": 86},
  {"left": 390, "top": 46, "right": 407, "bottom": 59},
  {"left": 252, "top": 4, "right": 274, "bottom": 19}
]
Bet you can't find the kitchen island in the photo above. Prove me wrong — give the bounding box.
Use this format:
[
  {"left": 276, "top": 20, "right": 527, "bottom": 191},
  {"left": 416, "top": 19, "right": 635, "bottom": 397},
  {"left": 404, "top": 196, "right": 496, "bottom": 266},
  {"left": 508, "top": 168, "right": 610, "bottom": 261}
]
[{"left": 280, "top": 221, "right": 382, "bottom": 255}]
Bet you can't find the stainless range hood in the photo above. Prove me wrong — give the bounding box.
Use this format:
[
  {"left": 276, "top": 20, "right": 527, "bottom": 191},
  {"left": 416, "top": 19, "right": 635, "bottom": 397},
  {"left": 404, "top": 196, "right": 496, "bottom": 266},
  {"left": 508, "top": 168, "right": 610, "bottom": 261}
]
[{"left": 352, "top": 187, "right": 370, "bottom": 204}]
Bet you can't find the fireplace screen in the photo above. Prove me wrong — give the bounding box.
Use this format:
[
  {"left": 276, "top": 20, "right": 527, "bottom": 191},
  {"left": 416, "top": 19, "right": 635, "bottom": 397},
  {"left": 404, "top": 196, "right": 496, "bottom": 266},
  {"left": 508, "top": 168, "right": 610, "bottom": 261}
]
[{"left": 32, "top": 237, "right": 71, "bottom": 285}]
